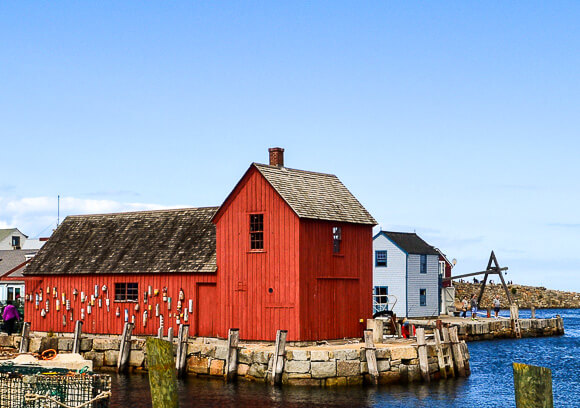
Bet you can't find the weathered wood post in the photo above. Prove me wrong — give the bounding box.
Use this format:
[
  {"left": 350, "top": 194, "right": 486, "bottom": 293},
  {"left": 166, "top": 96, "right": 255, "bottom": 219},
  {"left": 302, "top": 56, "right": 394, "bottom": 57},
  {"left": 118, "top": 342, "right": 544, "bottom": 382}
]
[
  {"left": 513, "top": 362, "right": 553, "bottom": 408},
  {"left": 487, "top": 306, "right": 492, "bottom": 318},
  {"left": 19, "top": 322, "right": 31, "bottom": 353},
  {"left": 167, "top": 327, "right": 174, "bottom": 343},
  {"left": 117, "top": 322, "right": 134, "bottom": 373},
  {"left": 72, "top": 320, "right": 83, "bottom": 354},
  {"left": 531, "top": 306, "right": 536, "bottom": 319},
  {"left": 449, "top": 326, "right": 466, "bottom": 377},
  {"left": 363, "top": 329, "right": 379, "bottom": 384},
  {"left": 146, "top": 337, "right": 179, "bottom": 408},
  {"left": 175, "top": 324, "right": 189, "bottom": 378},
  {"left": 415, "top": 328, "right": 430, "bottom": 383},
  {"left": 441, "top": 327, "right": 455, "bottom": 378},
  {"left": 433, "top": 329, "right": 447, "bottom": 379},
  {"left": 367, "top": 319, "right": 384, "bottom": 344},
  {"left": 158, "top": 326, "right": 164, "bottom": 339},
  {"left": 225, "top": 328, "right": 239, "bottom": 383},
  {"left": 270, "top": 329, "right": 287, "bottom": 385}
]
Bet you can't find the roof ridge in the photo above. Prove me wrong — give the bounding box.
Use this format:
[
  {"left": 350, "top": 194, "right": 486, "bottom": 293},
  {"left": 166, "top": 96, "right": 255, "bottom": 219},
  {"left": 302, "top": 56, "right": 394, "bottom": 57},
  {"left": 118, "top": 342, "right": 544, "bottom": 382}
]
[
  {"left": 67, "top": 206, "right": 220, "bottom": 218},
  {"left": 253, "top": 162, "right": 338, "bottom": 178}
]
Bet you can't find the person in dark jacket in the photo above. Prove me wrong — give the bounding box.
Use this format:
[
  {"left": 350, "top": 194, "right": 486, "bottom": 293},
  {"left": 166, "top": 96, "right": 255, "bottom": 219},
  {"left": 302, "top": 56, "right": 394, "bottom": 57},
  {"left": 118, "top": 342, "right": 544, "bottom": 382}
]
[
  {"left": 2, "top": 300, "right": 20, "bottom": 335},
  {"left": 470, "top": 294, "right": 478, "bottom": 320}
]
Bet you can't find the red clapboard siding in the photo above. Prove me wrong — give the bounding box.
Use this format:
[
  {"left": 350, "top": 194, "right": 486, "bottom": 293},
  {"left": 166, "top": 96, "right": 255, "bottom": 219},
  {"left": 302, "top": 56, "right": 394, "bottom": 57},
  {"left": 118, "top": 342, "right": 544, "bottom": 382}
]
[
  {"left": 214, "top": 167, "right": 300, "bottom": 341},
  {"left": 299, "top": 219, "right": 373, "bottom": 340},
  {"left": 23, "top": 273, "right": 217, "bottom": 336}
]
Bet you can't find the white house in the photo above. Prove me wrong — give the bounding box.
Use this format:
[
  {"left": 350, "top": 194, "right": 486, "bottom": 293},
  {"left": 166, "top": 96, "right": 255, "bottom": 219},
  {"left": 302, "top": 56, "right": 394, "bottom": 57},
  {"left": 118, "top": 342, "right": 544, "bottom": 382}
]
[
  {"left": 0, "top": 229, "right": 28, "bottom": 250},
  {"left": 373, "top": 231, "right": 440, "bottom": 318}
]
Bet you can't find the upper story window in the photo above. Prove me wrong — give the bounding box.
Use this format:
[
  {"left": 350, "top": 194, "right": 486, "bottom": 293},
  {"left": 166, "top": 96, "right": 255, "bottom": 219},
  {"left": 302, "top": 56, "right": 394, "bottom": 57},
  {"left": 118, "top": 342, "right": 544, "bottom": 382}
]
[
  {"left": 375, "top": 250, "right": 387, "bottom": 267},
  {"left": 250, "top": 214, "right": 264, "bottom": 250},
  {"left": 115, "top": 282, "right": 139, "bottom": 302},
  {"left": 332, "top": 227, "right": 342, "bottom": 253},
  {"left": 11, "top": 236, "right": 20, "bottom": 248},
  {"left": 420, "top": 254, "right": 427, "bottom": 274}
]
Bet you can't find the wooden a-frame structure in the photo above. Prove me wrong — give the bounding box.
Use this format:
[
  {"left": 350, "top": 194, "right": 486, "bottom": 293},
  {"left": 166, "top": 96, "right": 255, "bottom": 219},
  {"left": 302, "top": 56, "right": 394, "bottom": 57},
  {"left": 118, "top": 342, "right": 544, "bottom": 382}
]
[{"left": 442, "top": 251, "right": 513, "bottom": 306}]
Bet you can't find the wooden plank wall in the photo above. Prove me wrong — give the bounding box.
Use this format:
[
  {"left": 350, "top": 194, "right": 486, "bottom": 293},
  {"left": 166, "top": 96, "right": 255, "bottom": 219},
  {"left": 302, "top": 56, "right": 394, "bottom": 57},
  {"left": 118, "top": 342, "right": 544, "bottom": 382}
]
[
  {"left": 214, "top": 168, "right": 301, "bottom": 341},
  {"left": 299, "top": 219, "right": 373, "bottom": 340},
  {"left": 24, "top": 273, "right": 217, "bottom": 336}
]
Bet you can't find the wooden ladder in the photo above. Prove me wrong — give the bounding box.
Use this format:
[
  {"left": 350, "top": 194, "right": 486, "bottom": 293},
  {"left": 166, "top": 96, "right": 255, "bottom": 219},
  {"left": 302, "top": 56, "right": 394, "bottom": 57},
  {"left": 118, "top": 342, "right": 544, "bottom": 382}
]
[
  {"left": 511, "top": 304, "right": 522, "bottom": 339},
  {"left": 436, "top": 328, "right": 455, "bottom": 378}
]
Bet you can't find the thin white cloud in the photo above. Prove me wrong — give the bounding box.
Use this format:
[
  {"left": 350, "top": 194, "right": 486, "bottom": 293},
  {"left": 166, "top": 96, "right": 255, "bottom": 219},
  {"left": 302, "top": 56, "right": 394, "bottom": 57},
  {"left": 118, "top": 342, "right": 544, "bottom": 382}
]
[{"left": 0, "top": 196, "right": 182, "bottom": 237}]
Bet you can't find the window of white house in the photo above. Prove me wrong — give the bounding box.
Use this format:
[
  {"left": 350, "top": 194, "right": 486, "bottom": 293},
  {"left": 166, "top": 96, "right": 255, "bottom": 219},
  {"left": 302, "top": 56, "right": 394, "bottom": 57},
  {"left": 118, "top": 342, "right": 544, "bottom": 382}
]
[
  {"left": 115, "top": 283, "right": 139, "bottom": 302},
  {"left": 420, "top": 255, "right": 427, "bottom": 274},
  {"left": 420, "top": 288, "right": 427, "bottom": 306},
  {"left": 11, "top": 236, "right": 20, "bottom": 248},
  {"left": 373, "top": 286, "right": 388, "bottom": 314},
  {"left": 375, "top": 250, "right": 387, "bottom": 267}
]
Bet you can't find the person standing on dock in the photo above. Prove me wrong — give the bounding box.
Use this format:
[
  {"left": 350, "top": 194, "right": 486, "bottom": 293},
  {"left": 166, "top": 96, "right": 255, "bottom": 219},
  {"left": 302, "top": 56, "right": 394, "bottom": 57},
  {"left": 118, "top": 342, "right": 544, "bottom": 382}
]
[
  {"left": 470, "top": 294, "right": 478, "bottom": 320},
  {"left": 461, "top": 296, "right": 469, "bottom": 318},
  {"left": 493, "top": 295, "right": 501, "bottom": 318},
  {"left": 2, "top": 300, "right": 20, "bottom": 335}
]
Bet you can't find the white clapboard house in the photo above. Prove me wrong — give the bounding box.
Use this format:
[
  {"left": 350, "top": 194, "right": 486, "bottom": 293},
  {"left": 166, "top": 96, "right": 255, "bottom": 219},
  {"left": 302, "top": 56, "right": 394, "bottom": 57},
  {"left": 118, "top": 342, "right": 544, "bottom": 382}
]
[{"left": 373, "top": 231, "right": 440, "bottom": 318}]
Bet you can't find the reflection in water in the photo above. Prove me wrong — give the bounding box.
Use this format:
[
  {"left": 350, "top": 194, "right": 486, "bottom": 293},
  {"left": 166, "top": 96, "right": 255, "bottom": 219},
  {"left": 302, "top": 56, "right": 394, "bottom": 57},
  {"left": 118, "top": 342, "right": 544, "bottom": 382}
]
[{"left": 107, "top": 309, "right": 579, "bottom": 407}]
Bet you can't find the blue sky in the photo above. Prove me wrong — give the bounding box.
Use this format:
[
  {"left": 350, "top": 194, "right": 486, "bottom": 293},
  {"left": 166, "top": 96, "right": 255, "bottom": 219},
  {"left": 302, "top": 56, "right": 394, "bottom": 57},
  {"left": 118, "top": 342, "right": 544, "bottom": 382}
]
[{"left": 1, "top": 2, "right": 579, "bottom": 291}]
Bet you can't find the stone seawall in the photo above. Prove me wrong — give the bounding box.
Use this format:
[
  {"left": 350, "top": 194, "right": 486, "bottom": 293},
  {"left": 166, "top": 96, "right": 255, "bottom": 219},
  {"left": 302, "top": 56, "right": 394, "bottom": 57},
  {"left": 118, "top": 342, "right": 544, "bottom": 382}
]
[
  {"left": 0, "top": 334, "right": 469, "bottom": 386},
  {"left": 454, "top": 282, "right": 580, "bottom": 309}
]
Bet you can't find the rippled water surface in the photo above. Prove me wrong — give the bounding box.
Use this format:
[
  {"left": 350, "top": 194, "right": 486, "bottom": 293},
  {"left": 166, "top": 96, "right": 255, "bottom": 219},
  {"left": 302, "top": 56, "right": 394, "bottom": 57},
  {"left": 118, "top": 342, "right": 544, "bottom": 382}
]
[{"left": 108, "top": 308, "right": 580, "bottom": 407}]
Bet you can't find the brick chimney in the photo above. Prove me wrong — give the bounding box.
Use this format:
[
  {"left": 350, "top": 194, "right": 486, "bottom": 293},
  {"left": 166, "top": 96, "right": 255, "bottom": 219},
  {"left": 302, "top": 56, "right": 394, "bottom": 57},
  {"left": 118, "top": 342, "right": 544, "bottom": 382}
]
[{"left": 268, "top": 147, "right": 284, "bottom": 167}]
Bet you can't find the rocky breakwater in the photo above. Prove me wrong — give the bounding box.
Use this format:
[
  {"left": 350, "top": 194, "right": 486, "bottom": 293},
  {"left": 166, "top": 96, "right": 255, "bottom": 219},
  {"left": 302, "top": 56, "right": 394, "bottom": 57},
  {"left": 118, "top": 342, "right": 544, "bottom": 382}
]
[{"left": 454, "top": 282, "right": 580, "bottom": 309}]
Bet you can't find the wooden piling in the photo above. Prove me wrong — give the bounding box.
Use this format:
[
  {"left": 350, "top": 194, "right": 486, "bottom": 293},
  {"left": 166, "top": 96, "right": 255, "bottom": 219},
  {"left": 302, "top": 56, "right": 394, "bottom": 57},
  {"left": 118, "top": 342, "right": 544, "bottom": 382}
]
[
  {"left": 167, "top": 327, "right": 174, "bottom": 343},
  {"left": 146, "top": 337, "right": 179, "bottom": 408},
  {"left": 531, "top": 306, "right": 536, "bottom": 319},
  {"left": 449, "top": 326, "right": 466, "bottom": 377},
  {"left": 433, "top": 329, "right": 447, "bottom": 379},
  {"left": 19, "top": 322, "right": 31, "bottom": 354},
  {"left": 158, "top": 326, "right": 163, "bottom": 339},
  {"left": 513, "top": 362, "right": 553, "bottom": 408},
  {"left": 72, "top": 320, "right": 83, "bottom": 354},
  {"left": 441, "top": 327, "right": 455, "bottom": 378},
  {"left": 269, "top": 329, "right": 287, "bottom": 385},
  {"left": 416, "top": 327, "right": 430, "bottom": 383},
  {"left": 367, "top": 319, "right": 384, "bottom": 344},
  {"left": 175, "top": 324, "right": 189, "bottom": 378},
  {"left": 225, "top": 329, "right": 240, "bottom": 382},
  {"left": 117, "top": 322, "right": 134, "bottom": 373},
  {"left": 363, "top": 329, "right": 379, "bottom": 384}
]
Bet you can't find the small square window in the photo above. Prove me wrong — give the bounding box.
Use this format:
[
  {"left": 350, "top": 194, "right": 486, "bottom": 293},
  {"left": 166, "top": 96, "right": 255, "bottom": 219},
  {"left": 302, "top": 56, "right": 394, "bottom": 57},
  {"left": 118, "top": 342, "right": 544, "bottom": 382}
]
[
  {"left": 420, "top": 289, "right": 427, "bottom": 306},
  {"left": 11, "top": 236, "right": 20, "bottom": 248},
  {"left": 375, "top": 250, "right": 387, "bottom": 267},
  {"left": 332, "top": 227, "right": 342, "bottom": 253},
  {"left": 115, "top": 283, "right": 139, "bottom": 302}
]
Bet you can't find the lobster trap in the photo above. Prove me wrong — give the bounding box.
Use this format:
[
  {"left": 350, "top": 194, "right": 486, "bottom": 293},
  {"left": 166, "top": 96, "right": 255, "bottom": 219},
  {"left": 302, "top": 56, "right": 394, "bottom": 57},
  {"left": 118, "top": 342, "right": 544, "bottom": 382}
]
[{"left": 0, "top": 365, "right": 111, "bottom": 408}]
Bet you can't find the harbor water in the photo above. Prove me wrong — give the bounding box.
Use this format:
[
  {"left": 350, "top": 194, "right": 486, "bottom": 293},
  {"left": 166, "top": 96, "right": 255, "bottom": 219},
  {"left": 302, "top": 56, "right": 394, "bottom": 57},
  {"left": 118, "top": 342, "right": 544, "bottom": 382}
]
[{"left": 108, "top": 308, "right": 580, "bottom": 407}]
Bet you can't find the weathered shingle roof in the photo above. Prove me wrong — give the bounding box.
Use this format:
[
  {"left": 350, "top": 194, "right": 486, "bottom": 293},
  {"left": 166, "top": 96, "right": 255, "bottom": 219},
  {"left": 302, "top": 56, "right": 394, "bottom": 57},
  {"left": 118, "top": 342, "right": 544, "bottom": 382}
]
[
  {"left": 379, "top": 231, "right": 439, "bottom": 255},
  {"left": 0, "top": 249, "right": 38, "bottom": 278},
  {"left": 253, "top": 163, "right": 376, "bottom": 225},
  {"left": 24, "top": 207, "right": 219, "bottom": 276}
]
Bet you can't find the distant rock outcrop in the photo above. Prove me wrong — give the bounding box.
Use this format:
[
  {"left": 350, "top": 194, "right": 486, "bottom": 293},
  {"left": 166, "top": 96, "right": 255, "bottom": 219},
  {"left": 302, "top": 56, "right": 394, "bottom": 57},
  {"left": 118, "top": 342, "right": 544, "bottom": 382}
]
[{"left": 454, "top": 282, "right": 580, "bottom": 309}]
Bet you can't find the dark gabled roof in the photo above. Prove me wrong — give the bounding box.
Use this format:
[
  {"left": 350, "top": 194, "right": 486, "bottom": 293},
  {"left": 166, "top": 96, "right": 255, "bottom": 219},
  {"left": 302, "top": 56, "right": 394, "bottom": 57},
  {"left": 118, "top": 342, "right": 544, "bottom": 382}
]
[
  {"left": 0, "top": 249, "right": 38, "bottom": 278},
  {"left": 252, "top": 163, "right": 376, "bottom": 225},
  {"left": 24, "top": 207, "right": 219, "bottom": 276},
  {"left": 377, "top": 231, "right": 439, "bottom": 255}
]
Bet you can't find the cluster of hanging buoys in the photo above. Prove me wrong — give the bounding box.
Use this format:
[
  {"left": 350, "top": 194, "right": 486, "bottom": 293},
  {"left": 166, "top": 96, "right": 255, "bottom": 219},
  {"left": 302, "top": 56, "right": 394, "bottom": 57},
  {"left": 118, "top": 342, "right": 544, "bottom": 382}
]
[{"left": 27, "top": 283, "right": 195, "bottom": 333}]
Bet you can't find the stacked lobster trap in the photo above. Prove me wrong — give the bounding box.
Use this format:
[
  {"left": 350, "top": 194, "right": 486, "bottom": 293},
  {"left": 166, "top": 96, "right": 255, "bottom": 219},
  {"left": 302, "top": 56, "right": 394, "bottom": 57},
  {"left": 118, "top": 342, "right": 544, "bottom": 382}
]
[{"left": 0, "top": 365, "right": 110, "bottom": 408}]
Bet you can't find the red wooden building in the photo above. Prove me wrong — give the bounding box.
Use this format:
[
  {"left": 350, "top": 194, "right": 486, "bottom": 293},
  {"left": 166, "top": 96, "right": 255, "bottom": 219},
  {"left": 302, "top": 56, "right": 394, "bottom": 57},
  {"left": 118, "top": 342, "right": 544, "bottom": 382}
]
[{"left": 24, "top": 148, "right": 376, "bottom": 341}]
